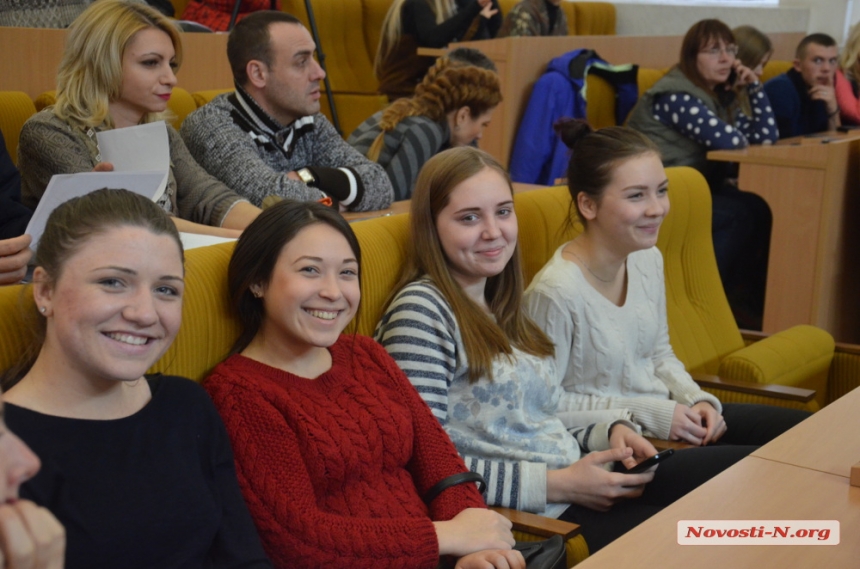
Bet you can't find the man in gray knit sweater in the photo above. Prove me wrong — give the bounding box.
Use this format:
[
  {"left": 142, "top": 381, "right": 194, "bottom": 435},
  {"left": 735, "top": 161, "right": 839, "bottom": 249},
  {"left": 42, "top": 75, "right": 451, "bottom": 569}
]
[{"left": 181, "top": 11, "right": 393, "bottom": 212}]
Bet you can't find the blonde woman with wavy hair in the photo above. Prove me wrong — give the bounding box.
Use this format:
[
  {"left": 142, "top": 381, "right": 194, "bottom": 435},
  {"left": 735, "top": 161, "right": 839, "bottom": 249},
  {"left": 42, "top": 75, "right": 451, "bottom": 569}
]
[
  {"left": 837, "top": 21, "right": 860, "bottom": 125},
  {"left": 374, "top": 0, "right": 501, "bottom": 101},
  {"left": 349, "top": 53, "right": 501, "bottom": 199},
  {"left": 18, "top": 0, "right": 260, "bottom": 238}
]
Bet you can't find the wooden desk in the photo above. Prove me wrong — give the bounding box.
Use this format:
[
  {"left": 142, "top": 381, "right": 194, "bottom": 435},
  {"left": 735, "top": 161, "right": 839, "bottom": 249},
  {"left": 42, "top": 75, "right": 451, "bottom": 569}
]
[
  {"left": 752, "top": 386, "right": 860, "bottom": 478},
  {"left": 708, "top": 133, "right": 860, "bottom": 342},
  {"left": 577, "top": 385, "right": 860, "bottom": 567},
  {"left": 575, "top": 457, "right": 860, "bottom": 568}
]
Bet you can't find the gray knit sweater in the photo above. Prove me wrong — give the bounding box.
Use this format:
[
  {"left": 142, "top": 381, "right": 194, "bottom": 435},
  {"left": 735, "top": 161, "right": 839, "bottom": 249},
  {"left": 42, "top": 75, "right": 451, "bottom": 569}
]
[
  {"left": 181, "top": 90, "right": 393, "bottom": 211},
  {"left": 0, "top": 0, "right": 91, "bottom": 28}
]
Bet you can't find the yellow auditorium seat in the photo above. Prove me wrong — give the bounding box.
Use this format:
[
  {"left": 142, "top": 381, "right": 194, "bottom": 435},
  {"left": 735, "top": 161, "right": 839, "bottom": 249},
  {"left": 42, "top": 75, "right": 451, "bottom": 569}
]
[
  {"left": 33, "top": 88, "right": 197, "bottom": 130},
  {"left": 362, "top": 0, "right": 394, "bottom": 68},
  {"left": 572, "top": 2, "right": 615, "bottom": 35},
  {"left": 171, "top": 0, "right": 191, "bottom": 17},
  {"left": 761, "top": 60, "right": 793, "bottom": 83},
  {"left": 279, "top": 0, "right": 389, "bottom": 137},
  {"left": 192, "top": 88, "right": 233, "bottom": 108},
  {"left": 0, "top": 92, "right": 37, "bottom": 166}
]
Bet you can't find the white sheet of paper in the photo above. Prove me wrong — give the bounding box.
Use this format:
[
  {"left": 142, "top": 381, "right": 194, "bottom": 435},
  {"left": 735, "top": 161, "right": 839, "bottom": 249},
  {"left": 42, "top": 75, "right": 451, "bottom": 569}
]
[
  {"left": 96, "top": 121, "right": 170, "bottom": 201},
  {"left": 24, "top": 171, "right": 166, "bottom": 253},
  {"left": 179, "top": 233, "right": 236, "bottom": 250}
]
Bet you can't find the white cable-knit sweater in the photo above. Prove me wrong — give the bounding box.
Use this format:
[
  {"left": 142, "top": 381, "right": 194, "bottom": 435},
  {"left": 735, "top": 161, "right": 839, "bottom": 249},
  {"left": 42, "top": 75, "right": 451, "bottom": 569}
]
[{"left": 524, "top": 245, "right": 721, "bottom": 440}]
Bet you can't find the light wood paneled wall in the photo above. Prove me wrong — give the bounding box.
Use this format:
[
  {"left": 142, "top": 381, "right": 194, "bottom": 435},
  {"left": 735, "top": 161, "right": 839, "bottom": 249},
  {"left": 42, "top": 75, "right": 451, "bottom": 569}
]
[{"left": 0, "top": 27, "right": 232, "bottom": 98}]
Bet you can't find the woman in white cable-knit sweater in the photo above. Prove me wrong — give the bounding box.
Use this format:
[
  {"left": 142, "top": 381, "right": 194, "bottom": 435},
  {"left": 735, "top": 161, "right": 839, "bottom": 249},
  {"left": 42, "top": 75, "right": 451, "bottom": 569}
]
[{"left": 524, "top": 119, "right": 808, "bottom": 447}]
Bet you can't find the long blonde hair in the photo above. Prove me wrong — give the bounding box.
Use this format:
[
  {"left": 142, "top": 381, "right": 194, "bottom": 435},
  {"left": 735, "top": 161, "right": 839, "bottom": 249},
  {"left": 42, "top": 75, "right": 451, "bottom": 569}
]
[
  {"left": 54, "top": 0, "right": 183, "bottom": 129},
  {"left": 386, "top": 147, "right": 554, "bottom": 382},
  {"left": 367, "top": 57, "right": 501, "bottom": 160},
  {"left": 842, "top": 22, "right": 860, "bottom": 82},
  {"left": 374, "top": 0, "right": 456, "bottom": 75},
  {"left": 733, "top": 25, "right": 772, "bottom": 117}
]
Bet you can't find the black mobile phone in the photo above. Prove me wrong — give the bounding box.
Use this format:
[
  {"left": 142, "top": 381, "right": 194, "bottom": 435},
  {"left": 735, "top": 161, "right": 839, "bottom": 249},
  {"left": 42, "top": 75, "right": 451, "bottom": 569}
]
[
  {"left": 726, "top": 67, "right": 738, "bottom": 87},
  {"left": 624, "top": 448, "right": 675, "bottom": 474}
]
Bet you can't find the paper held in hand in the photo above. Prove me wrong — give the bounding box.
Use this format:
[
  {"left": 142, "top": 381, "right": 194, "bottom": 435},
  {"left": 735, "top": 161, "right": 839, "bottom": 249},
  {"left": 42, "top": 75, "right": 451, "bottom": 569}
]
[
  {"left": 24, "top": 171, "right": 167, "bottom": 253},
  {"left": 96, "top": 120, "right": 170, "bottom": 201}
]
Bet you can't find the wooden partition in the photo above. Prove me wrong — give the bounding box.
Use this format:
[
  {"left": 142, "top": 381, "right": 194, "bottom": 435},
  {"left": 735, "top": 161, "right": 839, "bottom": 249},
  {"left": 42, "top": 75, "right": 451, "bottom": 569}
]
[
  {"left": 444, "top": 32, "right": 804, "bottom": 168},
  {"left": 709, "top": 132, "right": 860, "bottom": 343},
  {"left": 0, "top": 27, "right": 233, "bottom": 98}
]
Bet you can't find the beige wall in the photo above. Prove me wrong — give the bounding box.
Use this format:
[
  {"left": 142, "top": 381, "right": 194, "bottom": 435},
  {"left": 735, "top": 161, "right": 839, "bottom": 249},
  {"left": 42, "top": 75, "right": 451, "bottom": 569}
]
[{"left": 614, "top": 1, "right": 856, "bottom": 44}]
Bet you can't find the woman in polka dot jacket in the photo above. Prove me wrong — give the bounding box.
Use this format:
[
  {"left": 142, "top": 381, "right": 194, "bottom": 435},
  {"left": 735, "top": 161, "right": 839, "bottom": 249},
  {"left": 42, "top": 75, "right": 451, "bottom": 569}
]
[{"left": 627, "top": 19, "right": 776, "bottom": 329}]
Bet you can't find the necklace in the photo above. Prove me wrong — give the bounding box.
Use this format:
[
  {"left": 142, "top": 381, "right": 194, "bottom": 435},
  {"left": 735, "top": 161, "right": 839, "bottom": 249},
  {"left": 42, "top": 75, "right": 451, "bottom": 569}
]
[{"left": 564, "top": 244, "right": 614, "bottom": 283}]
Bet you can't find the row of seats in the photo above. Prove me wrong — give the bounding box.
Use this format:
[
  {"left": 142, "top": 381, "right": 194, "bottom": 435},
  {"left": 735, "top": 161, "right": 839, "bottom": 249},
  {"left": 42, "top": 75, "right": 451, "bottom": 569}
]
[
  {"left": 1, "top": 165, "right": 846, "bottom": 565},
  {"left": 164, "top": 0, "right": 615, "bottom": 136},
  {"left": 0, "top": 58, "right": 794, "bottom": 168}
]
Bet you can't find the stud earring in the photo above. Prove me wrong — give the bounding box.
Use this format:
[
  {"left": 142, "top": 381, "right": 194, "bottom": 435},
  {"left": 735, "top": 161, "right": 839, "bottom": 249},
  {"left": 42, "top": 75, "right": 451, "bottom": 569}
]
[{"left": 40, "top": 306, "right": 46, "bottom": 313}]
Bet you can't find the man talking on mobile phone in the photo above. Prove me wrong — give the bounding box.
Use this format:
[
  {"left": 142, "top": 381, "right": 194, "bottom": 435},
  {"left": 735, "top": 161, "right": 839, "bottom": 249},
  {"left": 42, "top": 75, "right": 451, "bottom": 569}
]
[{"left": 764, "top": 33, "right": 841, "bottom": 138}]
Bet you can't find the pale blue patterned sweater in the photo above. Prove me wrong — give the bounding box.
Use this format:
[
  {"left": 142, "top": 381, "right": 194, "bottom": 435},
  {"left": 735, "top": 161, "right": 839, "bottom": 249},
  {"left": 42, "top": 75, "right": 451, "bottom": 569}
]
[{"left": 375, "top": 278, "right": 636, "bottom": 517}]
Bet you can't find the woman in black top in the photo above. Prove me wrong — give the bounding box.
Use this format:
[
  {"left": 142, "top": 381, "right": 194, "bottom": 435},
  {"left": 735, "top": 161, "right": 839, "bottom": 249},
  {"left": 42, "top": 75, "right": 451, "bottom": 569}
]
[
  {"left": 375, "top": 0, "right": 501, "bottom": 101},
  {"left": 2, "top": 189, "right": 270, "bottom": 569}
]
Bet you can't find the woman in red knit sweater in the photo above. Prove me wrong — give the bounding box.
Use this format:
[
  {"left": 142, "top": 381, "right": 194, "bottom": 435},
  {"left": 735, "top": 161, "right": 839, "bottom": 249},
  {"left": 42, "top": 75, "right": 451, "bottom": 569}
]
[{"left": 204, "top": 200, "right": 524, "bottom": 569}]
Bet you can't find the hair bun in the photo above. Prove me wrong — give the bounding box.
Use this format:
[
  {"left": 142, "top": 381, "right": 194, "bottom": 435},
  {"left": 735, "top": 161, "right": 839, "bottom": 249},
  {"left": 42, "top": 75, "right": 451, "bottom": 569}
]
[{"left": 553, "top": 118, "right": 593, "bottom": 150}]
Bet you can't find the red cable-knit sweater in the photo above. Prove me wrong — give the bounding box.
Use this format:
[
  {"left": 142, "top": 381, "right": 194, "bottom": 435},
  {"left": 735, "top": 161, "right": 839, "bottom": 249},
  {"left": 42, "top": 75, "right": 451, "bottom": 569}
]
[{"left": 205, "top": 334, "right": 486, "bottom": 569}]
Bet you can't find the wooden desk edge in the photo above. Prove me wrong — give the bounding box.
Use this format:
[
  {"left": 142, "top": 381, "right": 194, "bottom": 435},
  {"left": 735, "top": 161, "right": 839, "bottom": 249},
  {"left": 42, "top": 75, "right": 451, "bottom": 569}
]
[{"left": 706, "top": 149, "right": 821, "bottom": 169}]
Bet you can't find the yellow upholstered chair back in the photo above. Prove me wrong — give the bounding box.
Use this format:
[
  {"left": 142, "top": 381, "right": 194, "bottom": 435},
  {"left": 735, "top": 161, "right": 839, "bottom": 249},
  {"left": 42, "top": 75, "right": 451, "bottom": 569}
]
[
  {"left": 302, "top": 0, "right": 378, "bottom": 93},
  {"left": 654, "top": 167, "right": 744, "bottom": 375},
  {"left": 636, "top": 67, "right": 671, "bottom": 96},
  {"left": 363, "top": 0, "right": 395, "bottom": 68},
  {"left": 584, "top": 73, "right": 617, "bottom": 129},
  {"left": 497, "top": 0, "right": 517, "bottom": 16},
  {"left": 172, "top": 0, "right": 191, "bottom": 17},
  {"left": 572, "top": 2, "right": 615, "bottom": 35},
  {"left": 761, "top": 60, "right": 792, "bottom": 83},
  {"left": 167, "top": 87, "right": 198, "bottom": 128},
  {"left": 0, "top": 91, "right": 37, "bottom": 166},
  {"left": 347, "top": 213, "right": 411, "bottom": 337},
  {"left": 192, "top": 89, "right": 233, "bottom": 108},
  {"left": 33, "top": 88, "right": 197, "bottom": 130}
]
